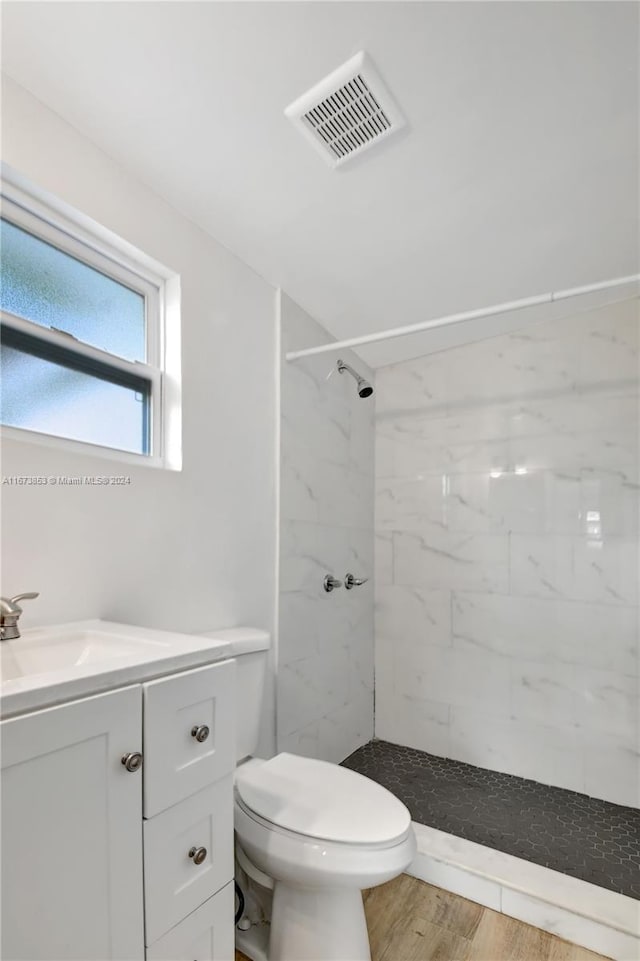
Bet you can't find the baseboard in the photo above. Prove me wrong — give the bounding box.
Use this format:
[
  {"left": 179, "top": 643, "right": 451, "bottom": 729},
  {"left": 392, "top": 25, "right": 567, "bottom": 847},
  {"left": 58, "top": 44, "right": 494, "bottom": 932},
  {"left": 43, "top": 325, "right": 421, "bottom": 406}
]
[{"left": 407, "top": 822, "right": 640, "bottom": 961}]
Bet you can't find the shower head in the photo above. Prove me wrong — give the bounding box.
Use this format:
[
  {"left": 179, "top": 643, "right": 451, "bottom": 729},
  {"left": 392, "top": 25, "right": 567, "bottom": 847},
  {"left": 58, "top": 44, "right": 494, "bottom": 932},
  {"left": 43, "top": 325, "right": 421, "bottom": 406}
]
[{"left": 337, "top": 359, "right": 374, "bottom": 398}]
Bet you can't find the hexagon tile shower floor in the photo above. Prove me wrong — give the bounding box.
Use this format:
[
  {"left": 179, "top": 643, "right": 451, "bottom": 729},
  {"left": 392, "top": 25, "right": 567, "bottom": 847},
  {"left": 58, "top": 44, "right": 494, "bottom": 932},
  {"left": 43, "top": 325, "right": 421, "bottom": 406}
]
[{"left": 342, "top": 740, "right": 640, "bottom": 900}]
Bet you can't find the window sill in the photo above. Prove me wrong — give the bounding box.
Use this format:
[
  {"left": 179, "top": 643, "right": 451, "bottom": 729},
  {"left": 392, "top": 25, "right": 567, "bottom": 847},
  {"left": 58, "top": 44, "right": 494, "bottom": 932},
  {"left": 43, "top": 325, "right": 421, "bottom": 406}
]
[{"left": 1, "top": 424, "right": 181, "bottom": 471}]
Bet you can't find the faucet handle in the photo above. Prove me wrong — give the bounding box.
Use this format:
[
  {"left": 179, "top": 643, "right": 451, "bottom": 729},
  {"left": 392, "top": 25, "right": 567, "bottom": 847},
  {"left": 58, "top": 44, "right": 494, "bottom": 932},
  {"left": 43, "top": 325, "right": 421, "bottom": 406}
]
[
  {"left": 10, "top": 592, "right": 39, "bottom": 607},
  {"left": 345, "top": 573, "right": 368, "bottom": 590},
  {"left": 1, "top": 592, "right": 39, "bottom": 614},
  {"left": 323, "top": 575, "right": 343, "bottom": 593},
  {"left": 0, "top": 592, "right": 39, "bottom": 641}
]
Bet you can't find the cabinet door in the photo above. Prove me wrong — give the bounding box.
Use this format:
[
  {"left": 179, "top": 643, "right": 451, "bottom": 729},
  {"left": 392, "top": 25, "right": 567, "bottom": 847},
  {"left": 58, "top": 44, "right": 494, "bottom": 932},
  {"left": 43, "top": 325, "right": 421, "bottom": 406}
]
[
  {"left": 1, "top": 686, "right": 144, "bottom": 961},
  {"left": 143, "top": 660, "right": 235, "bottom": 817},
  {"left": 145, "top": 884, "right": 234, "bottom": 961}
]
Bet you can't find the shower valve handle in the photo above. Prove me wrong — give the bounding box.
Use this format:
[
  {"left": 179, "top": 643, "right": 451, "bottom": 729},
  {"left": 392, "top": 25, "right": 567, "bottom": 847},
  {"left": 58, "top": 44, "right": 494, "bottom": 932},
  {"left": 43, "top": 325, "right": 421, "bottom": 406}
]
[
  {"left": 345, "top": 573, "right": 368, "bottom": 590},
  {"left": 323, "top": 575, "right": 342, "bottom": 593}
]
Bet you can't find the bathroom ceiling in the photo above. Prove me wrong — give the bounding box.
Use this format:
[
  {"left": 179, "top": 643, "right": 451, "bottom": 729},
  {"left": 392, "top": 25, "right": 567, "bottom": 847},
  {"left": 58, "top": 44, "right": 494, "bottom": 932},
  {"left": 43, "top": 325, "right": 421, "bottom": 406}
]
[{"left": 1, "top": 2, "right": 638, "bottom": 367}]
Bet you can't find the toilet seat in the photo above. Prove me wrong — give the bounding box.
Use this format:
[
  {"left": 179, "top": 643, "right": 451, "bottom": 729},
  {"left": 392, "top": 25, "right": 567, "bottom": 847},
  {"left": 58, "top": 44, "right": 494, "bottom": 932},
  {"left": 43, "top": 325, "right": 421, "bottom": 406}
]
[
  {"left": 235, "top": 789, "right": 416, "bottom": 891},
  {"left": 235, "top": 752, "right": 411, "bottom": 846},
  {"left": 235, "top": 792, "right": 410, "bottom": 852}
]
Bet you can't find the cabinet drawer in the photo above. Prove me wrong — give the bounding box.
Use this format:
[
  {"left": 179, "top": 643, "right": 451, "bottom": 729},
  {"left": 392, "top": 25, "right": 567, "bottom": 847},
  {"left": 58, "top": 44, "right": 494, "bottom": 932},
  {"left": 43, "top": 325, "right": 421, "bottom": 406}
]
[
  {"left": 143, "top": 660, "right": 235, "bottom": 817},
  {"left": 145, "top": 883, "right": 234, "bottom": 961},
  {"left": 143, "top": 778, "right": 233, "bottom": 946}
]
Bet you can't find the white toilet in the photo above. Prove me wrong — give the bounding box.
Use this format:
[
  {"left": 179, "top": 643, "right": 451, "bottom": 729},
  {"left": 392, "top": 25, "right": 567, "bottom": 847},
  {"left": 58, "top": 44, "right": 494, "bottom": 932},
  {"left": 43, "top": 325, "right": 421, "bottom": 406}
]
[{"left": 215, "top": 629, "right": 416, "bottom": 961}]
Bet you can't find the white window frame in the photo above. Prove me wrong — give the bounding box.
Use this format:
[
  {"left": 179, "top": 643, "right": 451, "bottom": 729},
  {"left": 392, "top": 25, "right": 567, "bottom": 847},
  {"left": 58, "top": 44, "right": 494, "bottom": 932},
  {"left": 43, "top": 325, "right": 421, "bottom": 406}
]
[{"left": 0, "top": 175, "right": 180, "bottom": 469}]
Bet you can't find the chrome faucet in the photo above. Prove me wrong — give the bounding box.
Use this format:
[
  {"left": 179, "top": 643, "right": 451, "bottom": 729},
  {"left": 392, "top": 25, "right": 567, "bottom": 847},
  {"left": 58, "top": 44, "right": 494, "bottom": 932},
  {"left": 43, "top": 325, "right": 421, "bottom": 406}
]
[{"left": 0, "top": 593, "right": 39, "bottom": 640}]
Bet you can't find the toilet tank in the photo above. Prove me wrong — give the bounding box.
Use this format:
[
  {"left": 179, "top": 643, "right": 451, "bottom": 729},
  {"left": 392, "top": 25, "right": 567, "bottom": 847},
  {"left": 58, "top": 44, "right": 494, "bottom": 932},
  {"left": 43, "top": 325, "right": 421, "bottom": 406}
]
[{"left": 197, "top": 627, "right": 270, "bottom": 762}]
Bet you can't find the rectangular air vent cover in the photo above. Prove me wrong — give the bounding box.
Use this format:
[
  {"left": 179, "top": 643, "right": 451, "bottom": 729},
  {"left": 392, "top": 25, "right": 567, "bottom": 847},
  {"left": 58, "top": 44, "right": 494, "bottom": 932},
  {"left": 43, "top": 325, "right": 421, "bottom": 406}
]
[{"left": 285, "top": 52, "right": 405, "bottom": 169}]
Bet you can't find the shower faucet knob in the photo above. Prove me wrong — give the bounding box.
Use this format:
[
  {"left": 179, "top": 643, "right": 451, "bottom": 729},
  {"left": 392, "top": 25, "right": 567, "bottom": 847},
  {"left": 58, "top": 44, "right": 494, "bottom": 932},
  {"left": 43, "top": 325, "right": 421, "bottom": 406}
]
[
  {"left": 345, "top": 573, "right": 368, "bottom": 590},
  {"left": 323, "top": 575, "right": 343, "bottom": 593}
]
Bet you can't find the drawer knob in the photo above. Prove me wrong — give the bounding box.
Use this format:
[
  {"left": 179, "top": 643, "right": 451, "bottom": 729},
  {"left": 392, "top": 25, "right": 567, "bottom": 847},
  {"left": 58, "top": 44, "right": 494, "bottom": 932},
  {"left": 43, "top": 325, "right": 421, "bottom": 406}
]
[
  {"left": 191, "top": 725, "right": 210, "bottom": 743},
  {"left": 121, "top": 752, "right": 143, "bottom": 773},
  {"left": 188, "top": 846, "right": 207, "bottom": 865}
]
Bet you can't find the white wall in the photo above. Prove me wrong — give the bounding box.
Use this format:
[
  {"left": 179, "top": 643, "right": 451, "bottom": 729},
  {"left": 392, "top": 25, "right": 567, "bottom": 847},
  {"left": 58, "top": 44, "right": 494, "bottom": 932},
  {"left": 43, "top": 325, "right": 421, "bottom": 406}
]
[
  {"left": 1, "top": 79, "right": 278, "bottom": 749},
  {"left": 278, "top": 293, "right": 374, "bottom": 762},
  {"left": 375, "top": 298, "right": 639, "bottom": 807}
]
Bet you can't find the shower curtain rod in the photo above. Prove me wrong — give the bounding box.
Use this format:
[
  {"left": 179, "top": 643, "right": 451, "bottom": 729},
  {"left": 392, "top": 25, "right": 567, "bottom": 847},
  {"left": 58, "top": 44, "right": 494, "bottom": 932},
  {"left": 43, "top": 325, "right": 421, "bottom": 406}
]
[{"left": 285, "top": 273, "right": 640, "bottom": 362}]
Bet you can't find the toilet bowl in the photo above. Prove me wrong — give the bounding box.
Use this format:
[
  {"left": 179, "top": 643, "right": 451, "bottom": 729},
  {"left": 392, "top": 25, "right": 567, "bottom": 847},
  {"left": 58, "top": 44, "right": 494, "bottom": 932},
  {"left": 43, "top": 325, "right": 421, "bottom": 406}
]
[
  {"left": 234, "top": 753, "right": 416, "bottom": 961},
  {"left": 196, "top": 628, "right": 415, "bottom": 961}
]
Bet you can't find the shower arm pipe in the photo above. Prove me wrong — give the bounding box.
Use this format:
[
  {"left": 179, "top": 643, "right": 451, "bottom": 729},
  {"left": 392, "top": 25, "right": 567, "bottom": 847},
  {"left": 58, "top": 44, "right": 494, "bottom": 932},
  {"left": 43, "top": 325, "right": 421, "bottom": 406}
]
[{"left": 285, "top": 273, "right": 640, "bottom": 362}]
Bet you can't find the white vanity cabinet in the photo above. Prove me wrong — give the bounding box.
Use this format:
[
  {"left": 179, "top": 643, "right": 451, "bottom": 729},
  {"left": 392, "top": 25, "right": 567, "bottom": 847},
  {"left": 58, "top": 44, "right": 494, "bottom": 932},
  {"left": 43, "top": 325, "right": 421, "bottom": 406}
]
[
  {"left": 1, "top": 685, "right": 145, "bottom": 961},
  {"left": 1, "top": 658, "right": 236, "bottom": 961}
]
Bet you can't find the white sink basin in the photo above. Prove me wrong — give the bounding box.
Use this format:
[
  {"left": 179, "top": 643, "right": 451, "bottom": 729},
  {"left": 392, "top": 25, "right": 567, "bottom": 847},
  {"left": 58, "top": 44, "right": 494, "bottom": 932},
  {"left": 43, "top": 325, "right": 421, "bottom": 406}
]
[
  {"left": 0, "top": 629, "right": 171, "bottom": 681},
  {"left": 0, "top": 619, "right": 235, "bottom": 718}
]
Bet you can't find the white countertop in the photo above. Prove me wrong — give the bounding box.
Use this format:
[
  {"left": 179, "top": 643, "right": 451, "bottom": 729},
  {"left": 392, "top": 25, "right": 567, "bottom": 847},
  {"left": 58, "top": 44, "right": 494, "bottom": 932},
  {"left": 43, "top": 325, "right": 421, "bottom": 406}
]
[{"left": 0, "top": 619, "right": 241, "bottom": 718}]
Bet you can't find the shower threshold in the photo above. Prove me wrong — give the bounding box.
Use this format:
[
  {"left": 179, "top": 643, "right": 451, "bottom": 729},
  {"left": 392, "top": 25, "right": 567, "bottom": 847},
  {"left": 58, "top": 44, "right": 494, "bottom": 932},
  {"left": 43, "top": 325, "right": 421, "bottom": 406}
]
[{"left": 341, "top": 739, "right": 639, "bottom": 901}]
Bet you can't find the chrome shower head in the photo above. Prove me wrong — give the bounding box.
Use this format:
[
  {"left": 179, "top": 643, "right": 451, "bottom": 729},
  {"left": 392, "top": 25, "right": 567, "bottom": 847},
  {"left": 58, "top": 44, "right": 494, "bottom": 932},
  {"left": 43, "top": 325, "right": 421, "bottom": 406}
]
[{"left": 337, "top": 359, "right": 374, "bottom": 398}]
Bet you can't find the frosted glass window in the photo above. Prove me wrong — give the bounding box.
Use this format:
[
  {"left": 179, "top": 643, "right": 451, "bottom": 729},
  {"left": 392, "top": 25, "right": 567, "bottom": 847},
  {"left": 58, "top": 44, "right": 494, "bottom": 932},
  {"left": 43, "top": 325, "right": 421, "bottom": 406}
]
[
  {"left": 0, "top": 218, "right": 145, "bottom": 361},
  {"left": 1, "top": 344, "right": 149, "bottom": 454}
]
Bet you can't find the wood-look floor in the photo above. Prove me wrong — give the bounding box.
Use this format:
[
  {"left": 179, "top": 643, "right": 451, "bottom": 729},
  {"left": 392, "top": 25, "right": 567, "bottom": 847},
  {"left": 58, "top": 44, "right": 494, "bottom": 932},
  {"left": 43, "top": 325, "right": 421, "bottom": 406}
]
[{"left": 236, "top": 873, "right": 610, "bottom": 961}]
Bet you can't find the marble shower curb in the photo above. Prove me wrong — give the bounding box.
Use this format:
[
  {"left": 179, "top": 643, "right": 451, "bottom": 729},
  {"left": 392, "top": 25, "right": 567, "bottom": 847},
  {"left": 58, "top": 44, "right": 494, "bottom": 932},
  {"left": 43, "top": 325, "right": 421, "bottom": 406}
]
[{"left": 407, "top": 822, "right": 640, "bottom": 961}]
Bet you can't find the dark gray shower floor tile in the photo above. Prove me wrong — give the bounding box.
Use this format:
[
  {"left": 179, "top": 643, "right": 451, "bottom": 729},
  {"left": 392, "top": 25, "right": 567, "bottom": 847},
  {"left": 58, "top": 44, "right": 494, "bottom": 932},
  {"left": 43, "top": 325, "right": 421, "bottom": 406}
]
[{"left": 341, "top": 739, "right": 640, "bottom": 900}]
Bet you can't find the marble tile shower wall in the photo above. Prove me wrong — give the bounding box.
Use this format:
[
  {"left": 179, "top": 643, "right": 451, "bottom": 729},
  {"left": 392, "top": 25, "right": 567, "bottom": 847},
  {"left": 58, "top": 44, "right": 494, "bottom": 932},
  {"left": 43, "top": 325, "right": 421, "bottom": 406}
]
[
  {"left": 278, "top": 294, "right": 374, "bottom": 763},
  {"left": 374, "top": 299, "right": 639, "bottom": 807}
]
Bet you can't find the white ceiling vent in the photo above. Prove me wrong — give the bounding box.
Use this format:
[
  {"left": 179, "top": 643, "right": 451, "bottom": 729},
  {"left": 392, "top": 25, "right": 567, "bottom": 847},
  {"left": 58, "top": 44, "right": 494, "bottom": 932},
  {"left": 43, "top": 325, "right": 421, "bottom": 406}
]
[{"left": 285, "top": 52, "right": 405, "bottom": 169}]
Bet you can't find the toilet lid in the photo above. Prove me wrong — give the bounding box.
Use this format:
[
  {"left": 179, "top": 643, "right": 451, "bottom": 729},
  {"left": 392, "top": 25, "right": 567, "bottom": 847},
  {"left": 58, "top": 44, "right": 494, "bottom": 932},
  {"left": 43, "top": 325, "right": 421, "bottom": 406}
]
[{"left": 235, "top": 753, "right": 411, "bottom": 845}]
